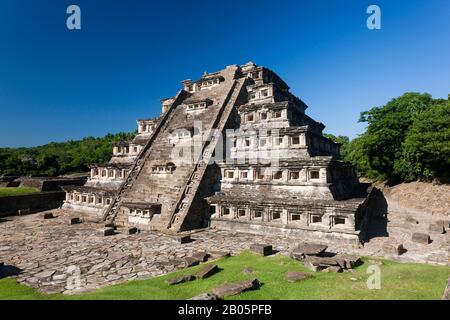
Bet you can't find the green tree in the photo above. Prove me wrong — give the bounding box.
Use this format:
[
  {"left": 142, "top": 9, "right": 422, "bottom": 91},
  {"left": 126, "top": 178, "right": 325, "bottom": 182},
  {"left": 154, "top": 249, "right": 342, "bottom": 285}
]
[
  {"left": 0, "top": 132, "right": 136, "bottom": 177},
  {"left": 342, "top": 92, "right": 449, "bottom": 182},
  {"left": 399, "top": 101, "right": 450, "bottom": 181},
  {"left": 323, "top": 134, "right": 350, "bottom": 159}
]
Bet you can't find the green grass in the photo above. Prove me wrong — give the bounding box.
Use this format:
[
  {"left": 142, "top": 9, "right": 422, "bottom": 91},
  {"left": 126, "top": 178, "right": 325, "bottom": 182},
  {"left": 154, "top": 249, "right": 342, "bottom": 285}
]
[
  {"left": 0, "top": 187, "right": 39, "bottom": 197},
  {"left": 0, "top": 251, "right": 448, "bottom": 300}
]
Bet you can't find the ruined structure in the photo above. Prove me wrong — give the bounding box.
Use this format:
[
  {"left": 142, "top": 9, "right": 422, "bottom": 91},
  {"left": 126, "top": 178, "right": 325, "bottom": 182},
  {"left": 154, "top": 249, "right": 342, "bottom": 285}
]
[
  {"left": 63, "top": 62, "right": 372, "bottom": 243},
  {"left": 62, "top": 118, "right": 158, "bottom": 215}
]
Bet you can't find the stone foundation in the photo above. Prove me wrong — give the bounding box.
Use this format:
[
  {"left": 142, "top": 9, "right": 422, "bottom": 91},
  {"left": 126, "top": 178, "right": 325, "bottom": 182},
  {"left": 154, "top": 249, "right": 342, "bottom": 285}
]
[
  {"left": 210, "top": 218, "right": 361, "bottom": 245},
  {"left": 0, "top": 191, "right": 65, "bottom": 217}
]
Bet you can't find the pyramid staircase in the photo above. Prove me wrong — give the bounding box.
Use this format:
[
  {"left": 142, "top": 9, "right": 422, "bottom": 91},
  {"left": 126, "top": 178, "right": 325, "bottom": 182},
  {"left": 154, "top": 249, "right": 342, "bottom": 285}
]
[{"left": 167, "top": 78, "right": 247, "bottom": 231}]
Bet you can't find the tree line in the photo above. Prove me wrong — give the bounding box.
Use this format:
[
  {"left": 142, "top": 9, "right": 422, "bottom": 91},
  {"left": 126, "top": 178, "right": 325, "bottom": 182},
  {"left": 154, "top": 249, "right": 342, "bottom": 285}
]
[
  {"left": 0, "top": 132, "right": 135, "bottom": 177},
  {"left": 326, "top": 92, "right": 449, "bottom": 183}
]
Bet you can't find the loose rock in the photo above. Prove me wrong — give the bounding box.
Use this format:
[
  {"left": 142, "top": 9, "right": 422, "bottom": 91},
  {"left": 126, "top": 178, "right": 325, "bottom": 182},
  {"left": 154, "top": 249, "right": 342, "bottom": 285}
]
[
  {"left": 35, "top": 270, "right": 56, "bottom": 278},
  {"left": 43, "top": 212, "right": 54, "bottom": 219},
  {"left": 128, "top": 227, "right": 139, "bottom": 235},
  {"left": 285, "top": 271, "right": 311, "bottom": 282},
  {"left": 191, "top": 251, "right": 208, "bottom": 262},
  {"left": 212, "top": 279, "right": 260, "bottom": 298},
  {"left": 382, "top": 243, "right": 405, "bottom": 255},
  {"left": 183, "top": 256, "right": 201, "bottom": 268},
  {"left": 412, "top": 232, "right": 431, "bottom": 244},
  {"left": 291, "top": 243, "right": 328, "bottom": 260},
  {"left": 103, "top": 227, "right": 115, "bottom": 236},
  {"left": 405, "top": 216, "right": 419, "bottom": 225},
  {"left": 250, "top": 244, "right": 272, "bottom": 256},
  {"left": 429, "top": 223, "right": 446, "bottom": 234},
  {"left": 326, "top": 266, "right": 342, "bottom": 273},
  {"left": 69, "top": 217, "right": 83, "bottom": 225},
  {"left": 177, "top": 235, "right": 191, "bottom": 244},
  {"left": 208, "top": 250, "right": 231, "bottom": 260},
  {"left": 196, "top": 264, "right": 218, "bottom": 279},
  {"left": 436, "top": 220, "right": 449, "bottom": 229},
  {"left": 18, "top": 209, "right": 30, "bottom": 216}
]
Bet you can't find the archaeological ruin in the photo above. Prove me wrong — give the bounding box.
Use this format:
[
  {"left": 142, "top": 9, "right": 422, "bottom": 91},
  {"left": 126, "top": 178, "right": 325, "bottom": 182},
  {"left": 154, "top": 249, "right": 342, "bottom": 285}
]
[{"left": 62, "top": 62, "right": 374, "bottom": 243}]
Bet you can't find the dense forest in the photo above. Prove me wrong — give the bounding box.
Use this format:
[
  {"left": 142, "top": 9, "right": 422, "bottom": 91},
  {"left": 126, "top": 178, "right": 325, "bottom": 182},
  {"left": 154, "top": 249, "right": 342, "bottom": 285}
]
[
  {"left": 0, "top": 132, "right": 135, "bottom": 177},
  {"left": 1, "top": 92, "right": 449, "bottom": 183},
  {"left": 326, "top": 92, "right": 450, "bottom": 183}
]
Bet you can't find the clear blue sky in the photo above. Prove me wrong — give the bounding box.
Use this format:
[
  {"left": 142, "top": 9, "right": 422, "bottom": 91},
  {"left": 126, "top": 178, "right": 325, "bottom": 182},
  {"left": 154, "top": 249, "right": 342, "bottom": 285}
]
[{"left": 0, "top": 0, "right": 449, "bottom": 147}]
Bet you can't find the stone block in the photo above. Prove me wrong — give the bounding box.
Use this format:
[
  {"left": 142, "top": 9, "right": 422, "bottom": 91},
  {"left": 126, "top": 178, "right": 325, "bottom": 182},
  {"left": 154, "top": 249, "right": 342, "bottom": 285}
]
[
  {"left": 250, "top": 244, "right": 272, "bottom": 256},
  {"left": 69, "top": 217, "right": 83, "bottom": 225},
  {"left": 296, "top": 243, "right": 328, "bottom": 256},
  {"left": 128, "top": 227, "right": 139, "bottom": 235},
  {"left": 208, "top": 250, "right": 231, "bottom": 259},
  {"left": 191, "top": 251, "right": 208, "bottom": 262},
  {"left": 304, "top": 260, "right": 323, "bottom": 272},
  {"left": 177, "top": 235, "right": 191, "bottom": 244},
  {"left": 103, "top": 227, "right": 115, "bottom": 236},
  {"left": 285, "top": 271, "right": 311, "bottom": 282},
  {"left": 196, "top": 264, "right": 219, "bottom": 279},
  {"left": 43, "top": 212, "right": 54, "bottom": 219},
  {"left": 212, "top": 279, "right": 260, "bottom": 298},
  {"left": 18, "top": 208, "right": 30, "bottom": 216},
  {"left": 382, "top": 243, "right": 405, "bottom": 255},
  {"left": 325, "top": 266, "right": 342, "bottom": 273},
  {"left": 189, "top": 293, "right": 219, "bottom": 300},
  {"left": 405, "top": 216, "right": 419, "bottom": 225},
  {"left": 304, "top": 254, "right": 360, "bottom": 270},
  {"left": 429, "top": 223, "right": 446, "bottom": 234},
  {"left": 412, "top": 232, "right": 431, "bottom": 244},
  {"left": 166, "top": 274, "right": 194, "bottom": 285},
  {"left": 35, "top": 270, "right": 56, "bottom": 279},
  {"left": 336, "top": 255, "right": 362, "bottom": 269},
  {"left": 183, "top": 256, "right": 201, "bottom": 268},
  {"left": 292, "top": 243, "right": 328, "bottom": 260},
  {"left": 436, "top": 220, "right": 450, "bottom": 229}
]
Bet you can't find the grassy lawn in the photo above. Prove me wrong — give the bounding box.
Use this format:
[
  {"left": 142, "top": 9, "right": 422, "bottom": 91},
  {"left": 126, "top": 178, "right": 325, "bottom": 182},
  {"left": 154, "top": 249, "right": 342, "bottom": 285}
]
[
  {"left": 0, "top": 187, "right": 39, "bottom": 197},
  {"left": 0, "top": 251, "right": 448, "bottom": 300}
]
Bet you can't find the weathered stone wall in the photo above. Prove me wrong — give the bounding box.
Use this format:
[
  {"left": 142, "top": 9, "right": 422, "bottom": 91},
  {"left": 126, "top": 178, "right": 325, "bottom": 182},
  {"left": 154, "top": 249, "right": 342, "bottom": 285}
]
[
  {"left": 0, "top": 191, "right": 65, "bottom": 217},
  {"left": 18, "top": 177, "right": 86, "bottom": 191},
  {"left": 210, "top": 218, "right": 360, "bottom": 246},
  {"left": 0, "top": 177, "right": 20, "bottom": 187}
]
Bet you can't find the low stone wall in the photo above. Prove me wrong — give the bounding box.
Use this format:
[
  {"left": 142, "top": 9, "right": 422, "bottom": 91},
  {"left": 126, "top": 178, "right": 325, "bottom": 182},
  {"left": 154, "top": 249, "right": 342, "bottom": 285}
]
[
  {"left": 0, "top": 191, "right": 65, "bottom": 217},
  {"left": 0, "top": 176, "right": 20, "bottom": 187},
  {"left": 210, "top": 218, "right": 360, "bottom": 246},
  {"left": 17, "top": 177, "right": 87, "bottom": 191}
]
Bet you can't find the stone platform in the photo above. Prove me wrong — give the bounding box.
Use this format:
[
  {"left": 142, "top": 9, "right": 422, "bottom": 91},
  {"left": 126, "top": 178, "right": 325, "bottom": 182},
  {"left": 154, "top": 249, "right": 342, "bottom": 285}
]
[{"left": 0, "top": 209, "right": 448, "bottom": 295}]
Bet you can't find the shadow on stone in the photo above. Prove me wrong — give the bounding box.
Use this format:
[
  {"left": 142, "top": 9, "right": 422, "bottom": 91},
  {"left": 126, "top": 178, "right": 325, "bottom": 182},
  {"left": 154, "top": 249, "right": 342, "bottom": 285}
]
[
  {"left": 319, "top": 251, "right": 337, "bottom": 258},
  {"left": 361, "top": 187, "right": 389, "bottom": 242},
  {"left": 0, "top": 265, "right": 23, "bottom": 279}
]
